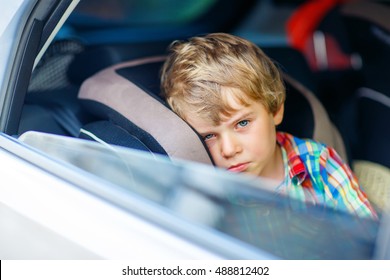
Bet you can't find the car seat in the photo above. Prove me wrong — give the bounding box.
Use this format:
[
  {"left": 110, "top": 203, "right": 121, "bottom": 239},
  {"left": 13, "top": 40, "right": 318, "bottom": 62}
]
[
  {"left": 341, "top": 0, "right": 390, "bottom": 97},
  {"left": 338, "top": 0, "right": 390, "bottom": 211},
  {"left": 77, "top": 53, "right": 348, "bottom": 166},
  {"left": 340, "top": 1, "right": 390, "bottom": 168},
  {"left": 78, "top": 56, "right": 214, "bottom": 165}
]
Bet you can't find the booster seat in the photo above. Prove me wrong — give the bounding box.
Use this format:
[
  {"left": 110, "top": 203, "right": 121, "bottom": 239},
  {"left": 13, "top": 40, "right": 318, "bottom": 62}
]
[
  {"left": 77, "top": 49, "right": 348, "bottom": 165},
  {"left": 78, "top": 56, "right": 213, "bottom": 165}
]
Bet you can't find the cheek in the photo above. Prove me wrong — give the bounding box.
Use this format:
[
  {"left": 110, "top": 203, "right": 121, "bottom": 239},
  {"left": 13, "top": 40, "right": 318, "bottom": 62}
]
[
  {"left": 246, "top": 123, "right": 277, "bottom": 154},
  {"left": 245, "top": 136, "right": 269, "bottom": 159},
  {"left": 250, "top": 137, "right": 275, "bottom": 158},
  {"left": 205, "top": 141, "right": 230, "bottom": 168}
]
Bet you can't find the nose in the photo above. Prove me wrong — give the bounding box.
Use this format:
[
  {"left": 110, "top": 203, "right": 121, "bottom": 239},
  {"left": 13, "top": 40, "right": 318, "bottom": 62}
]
[{"left": 220, "top": 132, "right": 242, "bottom": 158}]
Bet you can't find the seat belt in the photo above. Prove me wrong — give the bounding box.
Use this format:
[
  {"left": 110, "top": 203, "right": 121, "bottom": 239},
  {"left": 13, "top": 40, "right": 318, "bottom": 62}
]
[{"left": 48, "top": 105, "right": 82, "bottom": 137}]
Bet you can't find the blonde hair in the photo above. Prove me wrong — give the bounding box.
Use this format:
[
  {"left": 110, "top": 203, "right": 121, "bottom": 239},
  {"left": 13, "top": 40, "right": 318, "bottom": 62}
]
[{"left": 160, "top": 33, "right": 285, "bottom": 124}]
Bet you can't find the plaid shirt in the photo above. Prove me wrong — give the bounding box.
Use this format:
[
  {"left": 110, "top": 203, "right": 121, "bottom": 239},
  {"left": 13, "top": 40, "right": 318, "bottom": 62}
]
[{"left": 276, "top": 132, "right": 377, "bottom": 219}]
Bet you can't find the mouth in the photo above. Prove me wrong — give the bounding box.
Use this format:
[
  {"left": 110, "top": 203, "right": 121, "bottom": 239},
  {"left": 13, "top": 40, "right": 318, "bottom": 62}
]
[{"left": 227, "top": 162, "right": 249, "bottom": 173}]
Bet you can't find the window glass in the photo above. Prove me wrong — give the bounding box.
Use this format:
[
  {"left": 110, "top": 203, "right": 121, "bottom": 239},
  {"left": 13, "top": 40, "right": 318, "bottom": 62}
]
[
  {"left": 72, "top": 0, "right": 218, "bottom": 26},
  {"left": 19, "top": 131, "right": 380, "bottom": 259}
]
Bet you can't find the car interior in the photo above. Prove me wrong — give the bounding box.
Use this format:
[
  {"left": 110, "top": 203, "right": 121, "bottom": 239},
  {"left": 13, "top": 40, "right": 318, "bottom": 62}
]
[{"left": 16, "top": 0, "right": 390, "bottom": 214}]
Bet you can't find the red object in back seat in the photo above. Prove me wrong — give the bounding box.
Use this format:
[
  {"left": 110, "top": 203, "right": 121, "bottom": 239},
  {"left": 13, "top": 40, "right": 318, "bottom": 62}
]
[
  {"left": 286, "top": 0, "right": 357, "bottom": 71},
  {"left": 286, "top": 0, "right": 352, "bottom": 51}
]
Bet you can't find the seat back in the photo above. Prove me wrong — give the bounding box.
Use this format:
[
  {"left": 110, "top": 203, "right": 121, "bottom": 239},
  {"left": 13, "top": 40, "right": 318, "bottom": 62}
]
[
  {"left": 337, "top": 1, "right": 390, "bottom": 167},
  {"left": 78, "top": 53, "right": 348, "bottom": 164},
  {"left": 78, "top": 56, "right": 213, "bottom": 165}
]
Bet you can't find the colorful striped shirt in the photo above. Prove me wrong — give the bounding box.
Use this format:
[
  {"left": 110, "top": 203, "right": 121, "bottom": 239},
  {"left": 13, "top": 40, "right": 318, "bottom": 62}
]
[{"left": 276, "top": 132, "right": 377, "bottom": 219}]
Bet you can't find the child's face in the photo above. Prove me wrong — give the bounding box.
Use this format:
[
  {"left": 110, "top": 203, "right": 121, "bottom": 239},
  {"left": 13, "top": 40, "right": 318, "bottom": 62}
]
[{"left": 184, "top": 88, "right": 284, "bottom": 178}]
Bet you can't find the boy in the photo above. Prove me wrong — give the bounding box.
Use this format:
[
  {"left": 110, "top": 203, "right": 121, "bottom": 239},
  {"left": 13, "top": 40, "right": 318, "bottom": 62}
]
[{"left": 160, "top": 33, "right": 376, "bottom": 219}]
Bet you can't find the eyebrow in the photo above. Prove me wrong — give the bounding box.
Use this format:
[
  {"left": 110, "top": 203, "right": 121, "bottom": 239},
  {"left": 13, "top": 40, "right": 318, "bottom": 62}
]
[
  {"left": 195, "top": 110, "right": 254, "bottom": 135},
  {"left": 224, "top": 110, "right": 254, "bottom": 126}
]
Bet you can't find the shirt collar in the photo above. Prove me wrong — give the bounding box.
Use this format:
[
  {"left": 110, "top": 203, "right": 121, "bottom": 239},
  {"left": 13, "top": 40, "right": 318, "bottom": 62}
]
[{"left": 276, "top": 132, "right": 308, "bottom": 185}]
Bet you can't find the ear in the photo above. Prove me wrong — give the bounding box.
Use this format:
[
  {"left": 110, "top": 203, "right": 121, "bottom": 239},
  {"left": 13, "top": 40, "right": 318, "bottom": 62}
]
[{"left": 273, "top": 103, "right": 284, "bottom": 126}]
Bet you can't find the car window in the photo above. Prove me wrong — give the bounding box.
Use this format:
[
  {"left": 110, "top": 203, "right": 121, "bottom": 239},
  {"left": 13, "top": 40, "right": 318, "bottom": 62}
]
[
  {"left": 55, "top": 0, "right": 255, "bottom": 45},
  {"left": 19, "top": 131, "right": 379, "bottom": 260},
  {"left": 73, "top": 0, "right": 218, "bottom": 25}
]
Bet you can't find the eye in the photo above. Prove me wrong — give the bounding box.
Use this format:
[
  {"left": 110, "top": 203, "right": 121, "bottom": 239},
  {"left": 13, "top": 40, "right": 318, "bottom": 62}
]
[
  {"left": 237, "top": 120, "right": 249, "bottom": 128},
  {"left": 203, "top": 134, "right": 215, "bottom": 141}
]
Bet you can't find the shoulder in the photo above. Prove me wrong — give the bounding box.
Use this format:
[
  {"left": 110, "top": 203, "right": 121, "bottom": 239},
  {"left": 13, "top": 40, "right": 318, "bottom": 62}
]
[
  {"left": 277, "top": 131, "right": 350, "bottom": 180},
  {"left": 276, "top": 131, "right": 327, "bottom": 157},
  {"left": 277, "top": 133, "right": 377, "bottom": 219},
  {"left": 277, "top": 131, "right": 342, "bottom": 179}
]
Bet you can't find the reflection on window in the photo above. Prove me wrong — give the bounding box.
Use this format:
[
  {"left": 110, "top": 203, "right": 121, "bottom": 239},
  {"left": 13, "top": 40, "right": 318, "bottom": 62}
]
[{"left": 19, "top": 131, "right": 380, "bottom": 260}]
